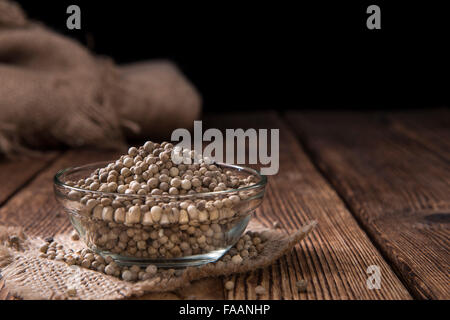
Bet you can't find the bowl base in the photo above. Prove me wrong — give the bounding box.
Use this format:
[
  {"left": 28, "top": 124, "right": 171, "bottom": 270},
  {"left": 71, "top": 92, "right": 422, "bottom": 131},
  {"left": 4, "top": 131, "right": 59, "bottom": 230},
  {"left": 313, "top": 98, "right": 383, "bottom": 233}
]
[
  {"left": 97, "top": 247, "right": 231, "bottom": 268},
  {"left": 92, "top": 215, "right": 252, "bottom": 268}
]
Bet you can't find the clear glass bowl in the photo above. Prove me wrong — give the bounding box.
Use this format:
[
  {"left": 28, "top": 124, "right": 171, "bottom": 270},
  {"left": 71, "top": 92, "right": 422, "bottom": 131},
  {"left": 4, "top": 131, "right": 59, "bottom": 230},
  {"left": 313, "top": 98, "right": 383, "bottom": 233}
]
[{"left": 54, "top": 161, "right": 267, "bottom": 267}]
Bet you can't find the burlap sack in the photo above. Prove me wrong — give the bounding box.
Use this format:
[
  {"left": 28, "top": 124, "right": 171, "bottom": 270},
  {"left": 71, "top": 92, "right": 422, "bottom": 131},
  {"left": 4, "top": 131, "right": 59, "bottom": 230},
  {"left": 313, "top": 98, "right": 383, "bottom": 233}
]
[
  {"left": 116, "top": 61, "right": 202, "bottom": 140},
  {"left": 0, "top": 220, "right": 316, "bottom": 300},
  {"left": 0, "top": 0, "right": 201, "bottom": 157}
]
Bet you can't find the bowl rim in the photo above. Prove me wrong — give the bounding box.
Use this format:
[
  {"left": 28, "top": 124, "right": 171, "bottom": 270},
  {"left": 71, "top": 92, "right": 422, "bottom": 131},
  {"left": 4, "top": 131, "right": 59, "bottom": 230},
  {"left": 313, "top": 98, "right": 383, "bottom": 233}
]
[{"left": 54, "top": 161, "right": 267, "bottom": 200}]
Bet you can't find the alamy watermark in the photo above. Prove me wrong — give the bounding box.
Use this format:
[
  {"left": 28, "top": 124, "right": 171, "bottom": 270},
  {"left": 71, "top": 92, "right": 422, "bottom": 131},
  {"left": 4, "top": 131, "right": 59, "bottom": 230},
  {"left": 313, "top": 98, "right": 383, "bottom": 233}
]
[
  {"left": 66, "top": 5, "right": 81, "bottom": 30},
  {"left": 171, "top": 121, "right": 279, "bottom": 175},
  {"left": 68, "top": 5, "right": 381, "bottom": 31},
  {"left": 366, "top": 265, "right": 381, "bottom": 289},
  {"left": 366, "top": 5, "right": 381, "bottom": 30}
]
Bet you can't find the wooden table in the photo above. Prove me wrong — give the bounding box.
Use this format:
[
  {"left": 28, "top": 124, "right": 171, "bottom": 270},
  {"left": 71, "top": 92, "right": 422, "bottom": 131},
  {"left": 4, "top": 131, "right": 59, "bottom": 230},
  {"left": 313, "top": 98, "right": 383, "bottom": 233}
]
[{"left": 0, "top": 110, "right": 449, "bottom": 300}]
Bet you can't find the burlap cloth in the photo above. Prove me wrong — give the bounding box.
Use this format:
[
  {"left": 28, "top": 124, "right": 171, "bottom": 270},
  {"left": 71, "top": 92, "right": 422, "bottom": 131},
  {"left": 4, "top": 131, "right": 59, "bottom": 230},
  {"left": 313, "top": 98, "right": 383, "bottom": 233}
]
[
  {"left": 0, "top": 220, "right": 316, "bottom": 300},
  {"left": 0, "top": 0, "right": 201, "bottom": 157}
]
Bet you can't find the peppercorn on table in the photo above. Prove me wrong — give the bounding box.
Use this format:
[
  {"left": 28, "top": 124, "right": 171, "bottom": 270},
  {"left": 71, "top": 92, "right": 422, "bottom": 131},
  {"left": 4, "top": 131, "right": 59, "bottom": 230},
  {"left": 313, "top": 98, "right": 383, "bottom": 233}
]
[{"left": 0, "top": 110, "right": 449, "bottom": 300}]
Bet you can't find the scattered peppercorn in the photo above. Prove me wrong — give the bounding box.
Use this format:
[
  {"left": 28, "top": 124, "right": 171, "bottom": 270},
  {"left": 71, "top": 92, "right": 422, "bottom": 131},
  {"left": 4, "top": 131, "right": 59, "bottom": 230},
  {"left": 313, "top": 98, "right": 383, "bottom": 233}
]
[
  {"left": 38, "top": 229, "right": 266, "bottom": 283},
  {"left": 255, "top": 285, "right": 266, "bottom": 295},
  {"left": 296, "top": 279, "right": 308, "bottom": 292},
  {"left": 71, "top": 231, "right": 80, "bottom": 241},
  {"left": 8, "top": 235, "right": 19, "bottom": 244},
  {"left": 66, "top": 287, "right": 77, "bottom": 297},
  {"left": 231, "top": 254, "right": 243, "bottom": 264},
  {"left": 45, "top": 236, "right": 54, "bottom": 243},
  {"left": 225, "top": 281, "right": 235, "bottom": 290}
]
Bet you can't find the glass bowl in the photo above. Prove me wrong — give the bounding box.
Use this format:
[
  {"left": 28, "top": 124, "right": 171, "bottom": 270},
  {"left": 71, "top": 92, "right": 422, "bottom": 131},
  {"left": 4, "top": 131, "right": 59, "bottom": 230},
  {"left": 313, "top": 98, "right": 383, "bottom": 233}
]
[{"left": 54, "top": 161, "right": 267, "bottom": 268}]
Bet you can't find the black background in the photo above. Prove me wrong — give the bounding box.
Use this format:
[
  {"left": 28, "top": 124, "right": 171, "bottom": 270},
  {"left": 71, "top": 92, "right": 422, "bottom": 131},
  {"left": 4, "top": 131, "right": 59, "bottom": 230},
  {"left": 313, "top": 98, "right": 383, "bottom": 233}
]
[
  {"left": 15, "top": 1, "right": 449, "bottom": 112},
  {"left": 0, "top": 299, "right": 443, "bottom": 317},
  {"left": 0, "top": 300, "right": 443, "bottom": 317}
]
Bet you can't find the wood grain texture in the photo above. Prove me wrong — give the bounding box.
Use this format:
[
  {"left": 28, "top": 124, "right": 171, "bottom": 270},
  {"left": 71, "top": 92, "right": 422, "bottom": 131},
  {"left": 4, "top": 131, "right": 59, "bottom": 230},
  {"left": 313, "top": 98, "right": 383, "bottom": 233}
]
[
  {"left": 286, "top": 111, "right": 450, "bottom": 300},
  {"left": 0, "top": 149, "right": 122, "bottom": 236},
  {"left": 387, "top": 109, "right": 450, "bottom": 161},
  {"left": 0, "top": 152, "right": 60, "bottom": 206},
  {"left": 204, "top": 112, "right": 411, "bottom": 300}
]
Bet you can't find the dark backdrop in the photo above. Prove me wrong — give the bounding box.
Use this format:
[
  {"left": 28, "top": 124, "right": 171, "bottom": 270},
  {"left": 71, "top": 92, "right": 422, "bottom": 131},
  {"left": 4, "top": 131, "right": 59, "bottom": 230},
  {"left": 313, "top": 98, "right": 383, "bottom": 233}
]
[{"left": 15, "top": 1, "right": 449, "bottom": 112}]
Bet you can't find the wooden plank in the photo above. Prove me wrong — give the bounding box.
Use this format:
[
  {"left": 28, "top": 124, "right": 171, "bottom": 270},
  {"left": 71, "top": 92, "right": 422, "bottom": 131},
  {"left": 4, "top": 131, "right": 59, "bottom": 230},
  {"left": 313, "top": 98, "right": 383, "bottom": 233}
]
[
  {"left": 387, "top": 109, "right": 450, "bottom": 161},
  {"left": 204, "top": 112, "right": 411, "bottom": 300},
  {"left": 0, "top": 152, "right": 60, "bottom": 206},
  {"left": 0, "top": 149, "right": 122, "bottom": 236},
  {"left": 285, "top": 111, "right": 450, "bottom": 299}
]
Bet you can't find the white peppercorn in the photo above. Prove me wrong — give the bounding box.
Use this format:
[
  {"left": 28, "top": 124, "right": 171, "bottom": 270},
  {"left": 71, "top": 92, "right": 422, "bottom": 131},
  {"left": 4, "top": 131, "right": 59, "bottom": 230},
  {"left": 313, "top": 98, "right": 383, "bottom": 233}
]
[
  {"left": 97, "top": 264, "right": 106, "bottom": 273},
  {"left": 143, "top": 141, "right": 154, "bottom": 152},
  {"left": 102, "top": 206, "right": 114, "bottom": 222},
  {"left": 105, "top": 256, "right": 114, "bottom": 264},
  {"left": 67, "top": 287, "right": 77, "bottom": 297},
  {"left": 128, "top": 147, "right": 138, "bottom": 157},
  {"left": 231, "top": 254, "right": 243, "bottom": 264},
  {"left": 70, "top": 231, "right": 80, "bottom": 241},
  {"left": 90, "top": 182, "right": 99, "bottom": 191},
  {"left": 125, "top": 205, "right": 141, "bottom": 224},
  {"left": 114, "top": 207, "right": 126, "bottom": 223},
  {"left": 39, "top": 244, "right": 49, "bottom": 253},
  {"left": 255, "top": 285, "right": 266, "bottom": 295},
  {"left": 198, "top": 210, "right": 208, "bottom": 222},
  {"left": 81, "top": 259, "right": 91, "bottom": 268},
  {"left": 84, "top": 253, "right": 94, "bottom": 262},
  {"left": 252, "top": 237, "right": 262, "bottom": 245},
  {"left": 187, "top": 205, "right": 198, "bottom": 220},
  {"left": 68, "top": 190, "right": 81, "bottom": 200},
  {"left": 225, "top": 281, "right": 235, "bottom": 290},
  {"left": 181, "top": 179, "right": 192, "bottom": 190},
  {"left": 150, "top": 205, "right": 162, "bottom": 222},
  {"left": 93, "top": 205, "right": 103, "bottom": 220},
  {"left": 296, "top": 279, "right": 308, "bottom": 292},
  {"left": 105, "top": 264, "right": 116, "bottom": 275},
  {"left": 129, "top": 265, "right": 140, "bottom": 273},
  {"left": 55, "top": 254, "right": 65, "bottom": 261}
]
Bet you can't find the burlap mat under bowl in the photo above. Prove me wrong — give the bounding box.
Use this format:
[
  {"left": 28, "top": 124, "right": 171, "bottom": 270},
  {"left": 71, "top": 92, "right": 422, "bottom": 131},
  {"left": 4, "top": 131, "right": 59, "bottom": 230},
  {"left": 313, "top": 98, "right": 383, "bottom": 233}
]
[{"left": 0, "top": 220, "right": 316, "bottom": 300}]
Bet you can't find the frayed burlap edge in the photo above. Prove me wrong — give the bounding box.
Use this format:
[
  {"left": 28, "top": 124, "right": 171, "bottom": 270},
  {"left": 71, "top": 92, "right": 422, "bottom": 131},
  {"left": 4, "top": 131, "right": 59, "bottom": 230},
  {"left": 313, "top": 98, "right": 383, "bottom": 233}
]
[
  {"left": 0, "top": 221, "right": 316, "bottom": 300},
  {"left": 0, "top": 0, "right": 28, "bottom": 28}
]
